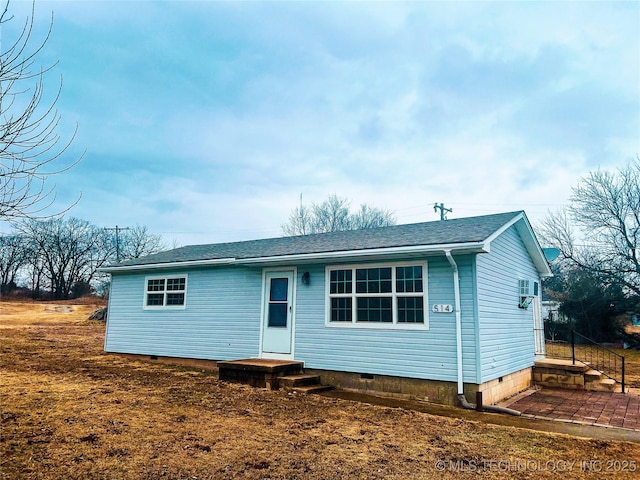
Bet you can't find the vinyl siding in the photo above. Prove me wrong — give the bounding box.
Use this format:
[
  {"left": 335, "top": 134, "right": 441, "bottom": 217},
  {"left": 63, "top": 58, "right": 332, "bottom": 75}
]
[
  {"left": 105, "top": 255, "right": 478, "bottom": 383},
  {"left": 294, "top": 256, "right": 478, "bottom": 383},
  {"left": 105, "top": 267, "right": 263, "bottom": 359},
  {"left": 476, "top": 226, "right": 539, "bottom": 383}
]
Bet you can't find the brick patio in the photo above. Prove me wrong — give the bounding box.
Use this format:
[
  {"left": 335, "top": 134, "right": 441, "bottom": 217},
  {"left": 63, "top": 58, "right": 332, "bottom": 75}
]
[{"left": 505, "top": 389, "right": 640, "bottom": 431}]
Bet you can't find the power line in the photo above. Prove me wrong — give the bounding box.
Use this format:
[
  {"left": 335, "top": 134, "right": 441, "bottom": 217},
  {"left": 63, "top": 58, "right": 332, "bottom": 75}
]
[{"left": 433, "top": 202, "right": 452, "bottom": 221}]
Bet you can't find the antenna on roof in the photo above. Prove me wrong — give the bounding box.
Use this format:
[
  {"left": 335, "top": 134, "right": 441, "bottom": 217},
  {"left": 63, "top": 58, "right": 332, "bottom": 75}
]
[{"left": 434, "top": 202, "right": 452, "bottom": 221}]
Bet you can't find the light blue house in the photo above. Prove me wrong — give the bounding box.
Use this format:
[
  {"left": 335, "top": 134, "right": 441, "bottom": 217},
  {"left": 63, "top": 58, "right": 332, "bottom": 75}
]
[{"left": 102, "top": 211, "right": 552, "bottom": 405}]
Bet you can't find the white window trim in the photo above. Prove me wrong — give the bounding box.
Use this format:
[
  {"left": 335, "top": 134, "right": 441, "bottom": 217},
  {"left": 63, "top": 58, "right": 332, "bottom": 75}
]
[
  {"left": 143, "top": 274, "right": 188, "bottom": 310},
  {"left": 325, "top": 261, "right": 429, "bottom": 330}
]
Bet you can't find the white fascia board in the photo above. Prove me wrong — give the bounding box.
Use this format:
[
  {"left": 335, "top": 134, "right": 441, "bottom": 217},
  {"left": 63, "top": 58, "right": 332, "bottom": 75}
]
[
  {"left": 99, "top": 242, "right": 491, "bottom": 273},
  {"left": 515, "top": 218, "right": 554, "bottom": 278},
  {"left": 238, "top": 242, "right": 488, "bottom": 266},
  {"left": 482, "top": 212, "right": 524, "bottom": 245},
  {"left": 483, "top": 212, "right": 553, "bottom": 278},
  {"left": 98, "top": 257, "right": 236, "bottom": 273}
]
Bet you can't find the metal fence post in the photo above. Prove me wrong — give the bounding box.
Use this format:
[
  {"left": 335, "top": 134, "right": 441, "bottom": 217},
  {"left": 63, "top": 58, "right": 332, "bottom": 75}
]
[{"left": 571, "top": 330, "right": 575, "bottom": 365}]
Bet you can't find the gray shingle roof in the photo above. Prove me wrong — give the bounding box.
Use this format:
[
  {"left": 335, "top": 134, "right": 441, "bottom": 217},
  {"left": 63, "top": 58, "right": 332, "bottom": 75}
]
[{"left": 116, "top": 211, "right": 524, "bottom": 267}]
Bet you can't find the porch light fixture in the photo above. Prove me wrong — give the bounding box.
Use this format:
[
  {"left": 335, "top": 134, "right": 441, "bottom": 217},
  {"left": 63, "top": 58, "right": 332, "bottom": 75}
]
[{"left": 301, "top": 271, "right": 310, "bottom": 285}]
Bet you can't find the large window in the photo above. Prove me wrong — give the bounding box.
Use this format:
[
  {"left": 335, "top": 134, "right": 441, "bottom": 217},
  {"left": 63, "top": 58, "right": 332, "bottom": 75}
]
[
  {"left": 144, "top": 275, "right": 187, "bottom": 309},
  {"left": 327, "top": 263, "right": 427, "bottom": 328}
]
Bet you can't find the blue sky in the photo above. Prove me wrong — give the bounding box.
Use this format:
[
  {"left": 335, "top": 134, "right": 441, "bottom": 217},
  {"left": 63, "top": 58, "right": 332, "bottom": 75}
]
[{"left": 3, "top": 0, "right": 639, "bottom": 246}]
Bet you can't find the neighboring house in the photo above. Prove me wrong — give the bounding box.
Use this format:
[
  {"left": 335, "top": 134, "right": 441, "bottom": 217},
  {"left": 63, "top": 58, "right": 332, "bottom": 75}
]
[
  {"left": 102, "top": 211, "right": 552, "bottom": 405},
  {"left": 541, "top": 300, "right": 571, "bottom": 342},
  {"left": 541, "top": 300, "right": 571, "bottom": 324}
]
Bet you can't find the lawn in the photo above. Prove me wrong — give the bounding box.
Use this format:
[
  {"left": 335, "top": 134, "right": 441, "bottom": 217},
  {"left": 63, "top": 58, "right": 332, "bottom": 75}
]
[{"left": 1, "top": 301, "right": 639, "bottom": 479}]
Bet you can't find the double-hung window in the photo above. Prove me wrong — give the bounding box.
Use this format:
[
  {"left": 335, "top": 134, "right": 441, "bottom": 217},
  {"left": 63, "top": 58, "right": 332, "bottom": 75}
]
[
  {"left": 144, "top": 275, "right": 187, "bottom": 309},
  {"left": 327, "top": 262, "right": 428, "bottom": 329}
]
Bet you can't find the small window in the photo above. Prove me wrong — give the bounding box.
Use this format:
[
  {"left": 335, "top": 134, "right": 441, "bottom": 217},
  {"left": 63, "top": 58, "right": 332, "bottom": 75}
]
[
  {"left": 357, "top": 297, "right": 393, "bottom": 322},
  {"left": 396, "top": 266, "right": 423, "bottom": 293},
  {"left": 355, "top": 267, "right": 392, "bottom": 294},
  {"left": 397, "top": 297, "right": 424, "bottom": 323},
  {"left": 331, "top": 297, "right": 352, "bottom": 322},
  {"left": 144, "top": 275, "right": 187, "bottom": 308},
  {"left": 330, "top": 269, "right": 352, "bottom": 294}
]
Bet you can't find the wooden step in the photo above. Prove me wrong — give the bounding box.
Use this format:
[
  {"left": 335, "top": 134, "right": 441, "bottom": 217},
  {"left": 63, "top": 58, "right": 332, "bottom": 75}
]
[
  {"left": 217, "top": 358, "right": 303, "bottom": 389},
  {"left": 283, "top": 383, "right": 334, "bottom": 394},
  {"left": 217, "top": 358, "right": 303, "bottom": 375},
  {"left": 279, "top": 374, "right": 322, "bottom": 388}
]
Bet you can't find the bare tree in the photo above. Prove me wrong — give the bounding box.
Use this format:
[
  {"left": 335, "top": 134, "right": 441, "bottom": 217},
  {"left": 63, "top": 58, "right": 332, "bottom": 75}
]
[
  {"left": 311, "top": 194, "right": 352, "bottom": 233},
  {"left": 19, "top": 217, "right": 112, "bottom": 299},
  {"left": 282, "top": 194, "right": 396, "bottom": 236},
  {"left": 282, "top": 202, "right": 312, "bottom": 236},
  {"left": 0, "top": 232, "right": 26, "bottom": 293},
  {"left": 119, "top": 224, "right": 165, "bottom": 260},
  {"left": 3, "top": 218, "right": 164, "bottom": 298},
  {"left": 540, "top": 160, "right": 640, "bottom": 296},
  {"left": 0, "top": 1, "right": 81, "bottom": 221},
  {"left": 22, "top": 237, "right": 44, "bottom": 298},
  {"left": 350, "top": 204, "right": 396, "bottom": 230}
]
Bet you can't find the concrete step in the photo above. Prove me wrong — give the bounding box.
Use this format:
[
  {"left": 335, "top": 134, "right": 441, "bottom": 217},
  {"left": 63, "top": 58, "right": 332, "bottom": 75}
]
[
  {"left": 279, "top": 374, "right": 322, "bottom": 388},
  {"left": 586, "top": 378, "right": 616, "bottom": 392},
  {"left": 283, "top": 383, "right": 335, "bottom": 394},
  {"left": 584, "top": 369, "right": 603, "bottom": 382}
]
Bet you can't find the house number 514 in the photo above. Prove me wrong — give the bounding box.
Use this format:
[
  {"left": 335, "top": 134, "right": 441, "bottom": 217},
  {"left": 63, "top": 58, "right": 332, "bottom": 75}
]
[{"left": 432, "top": 304, "right": 453, "bottom": 313}]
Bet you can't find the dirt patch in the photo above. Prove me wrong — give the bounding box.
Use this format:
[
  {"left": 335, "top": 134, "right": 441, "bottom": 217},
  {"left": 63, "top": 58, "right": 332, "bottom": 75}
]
[
  {"left": 2, "top": 300, "right": 640, "bottom": 479},
  {"left": 44, "top": 305, "right": 75, "bottom": 313}
]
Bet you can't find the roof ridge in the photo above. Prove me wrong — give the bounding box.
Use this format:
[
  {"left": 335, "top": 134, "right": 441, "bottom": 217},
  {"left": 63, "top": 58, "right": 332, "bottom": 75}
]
[{"left": 175, "top": 210, "right": 525, "bottom": 250}]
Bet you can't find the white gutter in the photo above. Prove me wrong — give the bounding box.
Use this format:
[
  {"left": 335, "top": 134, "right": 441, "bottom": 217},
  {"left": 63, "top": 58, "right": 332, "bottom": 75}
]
[
  {"left": 238, "top": 242, "right": 488, "bottom": 265},
  {"left": 99, "top": 257, "right": 236, "bottom": 273},
  {"left": 98, "top": 243, "right": 489, "bottom": 273},
  {"left": 445, "top": 250, "right": 464, "bottom": 396}
]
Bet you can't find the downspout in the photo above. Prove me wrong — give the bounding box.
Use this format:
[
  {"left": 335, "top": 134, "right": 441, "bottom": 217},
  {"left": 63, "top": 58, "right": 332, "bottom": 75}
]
[
  {"left": 445, "top": 250, "right": 520, "bottom": 416},
  {"left": 444, "top": 250, "right": 464, "bottom": 397}
]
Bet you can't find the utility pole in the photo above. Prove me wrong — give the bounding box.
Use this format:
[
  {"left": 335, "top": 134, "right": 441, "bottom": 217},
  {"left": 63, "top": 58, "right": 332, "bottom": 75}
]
[
  {"left": 434, "top": 202, "right": 452, "bottom": 221},
  {"left": 105, "top": 225, "right": 130, "bottom": 262}
]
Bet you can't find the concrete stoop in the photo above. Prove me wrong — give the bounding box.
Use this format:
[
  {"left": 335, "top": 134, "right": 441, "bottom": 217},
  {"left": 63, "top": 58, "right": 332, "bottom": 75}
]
[
  {"left": 534, "top": 359, "right": 618, "bottom": 392},
  {"left": 217, "top": 359, "right": 333, "bottom": 393}
]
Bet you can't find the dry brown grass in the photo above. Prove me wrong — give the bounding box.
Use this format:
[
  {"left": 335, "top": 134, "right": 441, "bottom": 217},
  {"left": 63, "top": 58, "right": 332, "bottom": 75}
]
[
  {"left": 2, "top": 301, "right": 640, "bottom": 479},
  {"left": 619, "top": 349, "right": 640, "bottom": 389}
]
